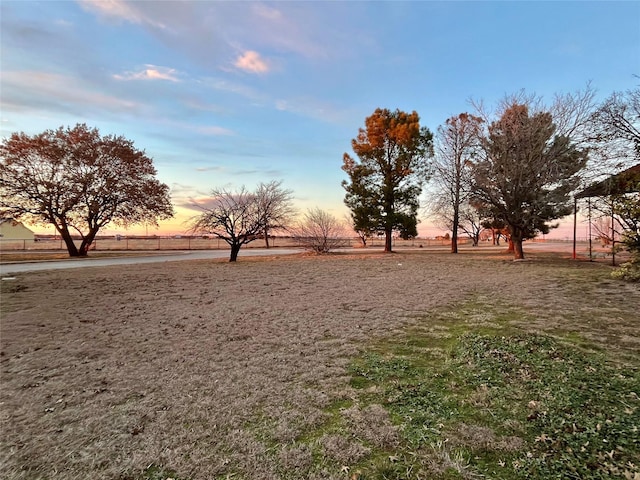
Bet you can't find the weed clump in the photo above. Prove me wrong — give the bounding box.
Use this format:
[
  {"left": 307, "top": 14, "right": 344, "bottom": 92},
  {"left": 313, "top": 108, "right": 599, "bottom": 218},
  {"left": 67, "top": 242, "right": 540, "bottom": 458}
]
[{"left": 612, "top": 260, "right": 640, "bottom": 282}]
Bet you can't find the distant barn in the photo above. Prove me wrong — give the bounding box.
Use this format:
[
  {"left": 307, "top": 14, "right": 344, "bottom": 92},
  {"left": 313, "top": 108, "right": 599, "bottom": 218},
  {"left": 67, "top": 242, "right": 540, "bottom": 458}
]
[{"left": 0, "top": 218, "right": 35, "bottom": 240}]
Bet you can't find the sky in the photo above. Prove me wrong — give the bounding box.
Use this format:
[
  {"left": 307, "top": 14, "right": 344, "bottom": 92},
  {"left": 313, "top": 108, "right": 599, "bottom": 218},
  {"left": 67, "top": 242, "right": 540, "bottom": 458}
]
[{"left": 1, "top": 0, "right": 639, "bottom": 238}]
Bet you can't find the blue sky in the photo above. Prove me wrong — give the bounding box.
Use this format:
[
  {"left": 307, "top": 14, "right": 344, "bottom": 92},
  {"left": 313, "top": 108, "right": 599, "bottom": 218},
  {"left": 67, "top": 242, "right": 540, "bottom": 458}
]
[{"left": 1, "top": 1, "right": 639, "bottom": 237}]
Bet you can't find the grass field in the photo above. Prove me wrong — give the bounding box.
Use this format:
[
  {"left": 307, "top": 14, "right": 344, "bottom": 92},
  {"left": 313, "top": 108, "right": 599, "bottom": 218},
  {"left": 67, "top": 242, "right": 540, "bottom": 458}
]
[{"left": 0, "top": 249, "right": 638, "bottom": 479}]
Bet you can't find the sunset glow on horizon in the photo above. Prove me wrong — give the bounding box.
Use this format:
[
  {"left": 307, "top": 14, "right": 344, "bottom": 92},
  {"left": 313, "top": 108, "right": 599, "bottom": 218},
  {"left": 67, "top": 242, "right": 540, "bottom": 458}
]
[{"left": 2, "top": 1, "right": 638, "bottom": 239}]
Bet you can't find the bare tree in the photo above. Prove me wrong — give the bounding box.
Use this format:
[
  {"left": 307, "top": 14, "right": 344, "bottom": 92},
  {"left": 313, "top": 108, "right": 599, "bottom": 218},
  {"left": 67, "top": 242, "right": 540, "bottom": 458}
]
[
  {"left": 293, "top": 208, "right": 347, "bottom": 254},
  {"left": 583, "top": 88, "right": 640, "bottom": 270},
  {"left": 589, "top": 181, "right": 640, "bottom": 257},
  {"left": 256, "top": 180, "right": 296, "bottom": 248},
  {"left": 190, "top": 187, "right": 264, "bottom": 262},
  {"left": 427, "top": 194, "right": 486, "bottom": 247},
  {"left": 431, "top": 113, "right": 483, "bottom": 253},
  {"left": 458, "top": 201, "right": 485, "bottom": 247},
  {"left": 0, "top": 124, "right": 173, "bottom": 257},
  {"left": 589, "top": 87, "right": 640, "bottom": 171},
  {"left": 550, "top": 82, "right": 598, "bottom": 143}
]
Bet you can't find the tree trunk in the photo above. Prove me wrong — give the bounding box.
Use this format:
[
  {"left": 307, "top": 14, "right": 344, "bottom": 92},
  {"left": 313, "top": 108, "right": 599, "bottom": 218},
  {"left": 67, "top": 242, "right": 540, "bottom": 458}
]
[
  {"left": 78, "top": 242, "right": 90, "bottom": 257},
  {"left": 451, "top": 210, "right": 459, "bottom": 254},
  {"left": 507, "top": 238, "right": 514, "bottom": 253},
  {"left": 78, "top": 228, "right": 99, "bottom": 257},
  {"left": 264, "top": 226, "right": 270, "bottom": 249},
  {"left": 510, "top": 229, "right": 524, "bottom": 259},
  {"left": 57, "top": 226, "right": 80, "bottom": 257},
  {"left": 229, "top": 242, "right": 241, "bottom": 262},
  {"left": 513, "top": 239, "right": 524, "bottom": 259},
  {"left": 384, "top": 228, "right": 392, "bottom": 252}
]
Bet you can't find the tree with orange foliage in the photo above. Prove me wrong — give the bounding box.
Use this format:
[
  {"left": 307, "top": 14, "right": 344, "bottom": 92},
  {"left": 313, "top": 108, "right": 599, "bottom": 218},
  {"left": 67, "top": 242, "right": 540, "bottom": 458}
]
[{"left": 342, "top": 108, "right": 433, "bottom": 252}]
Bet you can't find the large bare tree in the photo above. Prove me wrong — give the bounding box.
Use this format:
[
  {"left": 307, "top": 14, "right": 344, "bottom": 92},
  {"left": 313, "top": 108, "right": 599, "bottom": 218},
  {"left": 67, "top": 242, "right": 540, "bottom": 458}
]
[
  {"left": 190, "top": 186, "right": 264, "bottom": 262},
  {"left": 342, "top": 108, "right": 434, "bottom": 252},
  {"left": 0, "top": 124, "right": 173, "bottom": 257},
  {"left": 190, "top": 182, "right": 294, "bottom": 261},
  {"left": 431, "top": 113, "right": 483, "bottom": 253}
]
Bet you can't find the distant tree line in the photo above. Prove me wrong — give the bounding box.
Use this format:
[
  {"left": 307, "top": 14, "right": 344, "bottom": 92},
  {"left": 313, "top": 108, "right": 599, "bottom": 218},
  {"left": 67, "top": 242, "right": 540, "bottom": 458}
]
[
  {"left": 1, "top": 84, "right": 638, "bottom": 269},
  {"left": 342, "top": 85, "right": 639, "bottom": 263}
]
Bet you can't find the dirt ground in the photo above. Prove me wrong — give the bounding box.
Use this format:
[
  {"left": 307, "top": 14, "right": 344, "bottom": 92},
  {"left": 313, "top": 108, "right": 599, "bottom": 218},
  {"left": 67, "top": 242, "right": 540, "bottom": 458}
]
[{"left": 1, "top": 249, "right": 638, "bottom": 479}]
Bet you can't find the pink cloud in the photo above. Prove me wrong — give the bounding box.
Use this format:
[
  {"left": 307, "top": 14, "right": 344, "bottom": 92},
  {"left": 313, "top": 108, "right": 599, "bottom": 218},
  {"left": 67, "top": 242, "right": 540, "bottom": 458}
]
[{"left": 234, "top": 51, "right": 269, "bottom": 74}]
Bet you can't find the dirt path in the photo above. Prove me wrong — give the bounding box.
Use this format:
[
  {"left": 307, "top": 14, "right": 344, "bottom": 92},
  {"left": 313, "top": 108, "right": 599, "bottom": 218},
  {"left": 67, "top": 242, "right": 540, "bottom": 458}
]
[{"left": 0, "top": 248, "right": 303, "bottom": 274}]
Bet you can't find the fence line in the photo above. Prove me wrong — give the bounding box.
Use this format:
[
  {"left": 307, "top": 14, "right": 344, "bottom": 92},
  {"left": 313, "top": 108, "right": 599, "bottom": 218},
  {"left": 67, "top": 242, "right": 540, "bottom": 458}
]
[
  {"left": 0, "top": 236, "right": 594, "bottom": 252},
  {"left": 0, "top": 236, "right": 468, "bottom": 252}
]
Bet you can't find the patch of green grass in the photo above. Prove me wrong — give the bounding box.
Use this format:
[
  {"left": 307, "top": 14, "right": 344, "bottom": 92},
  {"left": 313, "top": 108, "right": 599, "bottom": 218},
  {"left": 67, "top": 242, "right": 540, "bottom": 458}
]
[
  {"left": 338, "top": 301, "right": 640, "bottom": 480},
  {"left": 452, "top": 334, "right": 639, "bottom": 478},
  {"left": 350, "top": 352, "right": 417, "bottom": 388}
]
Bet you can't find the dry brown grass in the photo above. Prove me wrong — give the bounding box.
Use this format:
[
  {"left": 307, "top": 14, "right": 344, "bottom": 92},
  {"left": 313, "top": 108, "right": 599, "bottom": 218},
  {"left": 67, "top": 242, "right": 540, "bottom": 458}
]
[{"left": 1, "top": 249, "right": 638, "bottom": 479}]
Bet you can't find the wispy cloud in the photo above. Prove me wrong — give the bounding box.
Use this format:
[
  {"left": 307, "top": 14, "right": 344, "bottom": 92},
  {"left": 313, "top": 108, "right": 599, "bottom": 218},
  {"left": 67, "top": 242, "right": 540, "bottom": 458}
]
[
  {"left": 252, "top": 4, "right": 283, "bottom": 21},
  {"left": 196, "top": 126, "right": 235, "bottom": 136},
  {"left": 203, "top": 77, "right": 266, "bottom": 103},
  {"left": 77, "top": 0, "right": 166, "bottom": 29},
  {"left": 169, "top": 183, "right": 203, "bottom": 203},
  {"left": 194, "top": 166, "right": 225, "bottom": 172},
  {"left": 1, "top": 70, "right": 140, "bottom": 115},
  {"left": 150, "top": 120, "right": 236, "bottom": 142},
  {"left": 234, "top": 50, "right": 269, "bottom": 74},
  {"left": 193, "top": 165, "right": 282, "bottom": 176},
  {"left": 114, "top": 64, "right": 181, "bottom": 82},
  {"left": 248, "top": 3, "right": 328, "bottom": 59},
  {"left": 232, "top": 168, "right": 283, "bottom": 177},
  {"left": 274, "top": 96, "right": 354, "bottom": 125},
  {"left": 78, "top": 2, "right": 346, "bottom": 72},
  {"left": 181, "top": 99, "right": 226, "bottom": 114}
]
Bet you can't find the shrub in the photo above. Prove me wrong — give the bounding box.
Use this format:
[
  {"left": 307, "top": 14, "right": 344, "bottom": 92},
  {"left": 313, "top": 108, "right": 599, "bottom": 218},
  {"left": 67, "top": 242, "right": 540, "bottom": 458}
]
[
  {"left": 293, "top": 208, "right": 348, "bottom": 254},
  {"left": 611, "top": 260, "right": 640, "bottom": 282}
]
